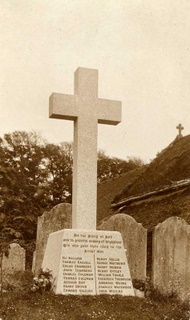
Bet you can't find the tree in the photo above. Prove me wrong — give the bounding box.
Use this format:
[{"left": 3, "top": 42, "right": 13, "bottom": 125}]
[
  {"left": 43, "top": 142, "right": 73, "bottom": 207},
  {"left": 0, "top": 130, "right": 145, "bottom": 247},
  {"left": 0, "top": 134, "right": 74, "bottom": 243},
  {"left": 0, "top": 131, "right": 47, "bottom": 241},
  {"left": 127, "top": 156, "right": 145, "bottom": 168},
  {"left": 97, "top": 150, "right": 144, "bottom": 182}
]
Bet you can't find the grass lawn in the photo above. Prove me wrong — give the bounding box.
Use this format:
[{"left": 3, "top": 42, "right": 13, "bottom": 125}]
[
  {"left": 0, "top": 292, "right": 189, "bottom": 320},
  {"left": 0, "top": 271, "right": 189, "bottom": 320}
]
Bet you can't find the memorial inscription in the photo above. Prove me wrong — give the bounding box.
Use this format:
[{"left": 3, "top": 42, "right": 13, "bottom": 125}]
[{"left": 42, "top": 229, "right": 134, "bottom": 296}]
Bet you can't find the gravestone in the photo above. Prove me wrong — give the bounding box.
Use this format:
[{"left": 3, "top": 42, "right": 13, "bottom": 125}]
[
  {"left": 43, "top": 67, "right": 134, "bottom": 296},
  {"left": 2, "top": 243, "right": 25, "bottom": 274},
  {"left": 152, "top": 216, "right": 190, "bottom": 301},
  {"left": 34, "top": 203, "right": 72, "bottom": 274},
  {"left": 99, "top": 214, "right": 147, "bottom": 282},
  {"left": 32, "top": 250, "right": 36, "bottom": 273}
]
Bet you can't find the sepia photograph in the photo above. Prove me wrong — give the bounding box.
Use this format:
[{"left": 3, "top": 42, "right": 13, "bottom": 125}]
[{"left": 0, "top": 1, "right": 189, "bottom": 319}]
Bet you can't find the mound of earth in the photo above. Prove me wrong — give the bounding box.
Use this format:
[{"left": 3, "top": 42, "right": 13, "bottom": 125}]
[
  {"left": 115, "top": 135, "right": 190, "bottom": 202},
  {"left": 97, "top": 135, "right": 190, "bottom": 228},
  {"left": 97, "top": 168, "right": 143, "bottom": 223}
]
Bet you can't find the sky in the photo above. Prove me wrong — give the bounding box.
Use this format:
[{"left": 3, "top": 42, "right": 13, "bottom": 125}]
[{"left": 0, "top": 0, "right": 190, "bottom": 163}]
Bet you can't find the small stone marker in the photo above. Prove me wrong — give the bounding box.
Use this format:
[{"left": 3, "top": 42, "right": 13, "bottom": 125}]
[
  {"left": 2, "top": 243, "right": 25, "bottom": 274},
  {"left": 49, "top": 67, "right": 121, "bottom": 230},
  {"left": 42, "top": 229, "right": 134, "bottom": 295},
  {"left": 176, "top": 123, "right": 184, "bottom": 137}
]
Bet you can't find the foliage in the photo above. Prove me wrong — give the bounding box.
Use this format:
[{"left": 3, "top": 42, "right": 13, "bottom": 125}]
[
  {"left": 97, "top": 151, "right": 144, "bottom": 182},
  {"left": 0, "top": 232, "right": 11, "bottom": 295},
  {"left": 0, "top": 131, "right": 46, "bottom": 241},
  {"left": 43, "top": 142, "right": 73, "bottom": 206},
  {"left": 31, "top": 269, "right": 53, "bottom": 293},
  {"left": 0, "top": 234, "right": 10, "bottom": 258},
  {"left": 0, "top": 131, "right": 144, "bottom": 248},
  {"left": 1, "top": 270, "right": 33, "bottom": 293},
  {"left": 127, "top": 156, "right": 145, "bottom": 169},
  {"left": 0, "top": 132, "right": 73, "bottom": 243},
  {"left": 132, "top": 278, "right": 146, "bottom": 292}
]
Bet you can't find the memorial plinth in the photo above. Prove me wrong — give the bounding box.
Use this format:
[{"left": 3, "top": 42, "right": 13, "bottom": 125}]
[{"left": 42, "top": 229, "right": 134, "bottom": 296}]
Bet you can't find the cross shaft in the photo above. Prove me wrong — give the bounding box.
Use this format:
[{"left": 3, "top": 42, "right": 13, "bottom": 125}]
[{"left": 49, "top": 67, "right": 121, "bottom": 230}]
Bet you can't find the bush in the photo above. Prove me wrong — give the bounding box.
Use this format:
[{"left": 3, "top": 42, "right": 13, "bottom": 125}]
[{"left": 2, "top": 270, "right": 33, "bottom": 293}]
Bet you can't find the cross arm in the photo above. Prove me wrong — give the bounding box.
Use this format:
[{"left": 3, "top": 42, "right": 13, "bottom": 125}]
[
  {"left": 49, "top": 93, "right": 78, "bottom": 120},
  {"left": 97, "top": 98, "right": 122, "bottom": 125}
]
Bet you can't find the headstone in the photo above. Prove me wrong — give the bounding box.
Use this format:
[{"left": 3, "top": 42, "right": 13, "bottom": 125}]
[
  {"left": 34, "top": 203, "right": 72, "bottom": 274},
  {"left": 43, "top": 68, "right": 133, "bottom": 296},
  {"left": 42, "top": 229, "right": 134, "bottom": 295},
  {"left": 32, "top": 250, "right": 36, "bottom": 273},
  {"left": 152, "top": 216, "right": 190, "bottom": 301},
  {"left": 99, "top": 214, "right": 147, "bottom": 282},
  {"left": 2, "top": 243, "right": 25, "bottom": 274}
]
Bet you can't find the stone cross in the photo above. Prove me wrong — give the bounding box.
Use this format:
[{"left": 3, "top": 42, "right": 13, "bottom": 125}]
[
  {"left": 49, "top": 67, "right": 121, "bottom": 230},
  {"left": 176, "top": 123, "right": 184, "bottom": 137}
]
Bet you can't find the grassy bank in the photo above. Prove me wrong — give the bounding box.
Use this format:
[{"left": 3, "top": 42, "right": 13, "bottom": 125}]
[
  {"left": 0, "top": 291, "right": 189, "bottom": 320},
  {"left": 0, "top": 271, "right": 189, "bottom": 320}
]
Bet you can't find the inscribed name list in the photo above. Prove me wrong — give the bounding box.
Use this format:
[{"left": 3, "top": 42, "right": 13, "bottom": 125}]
[{"left": 43, "top": 229, "right": 134, "bottom": 296}]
